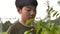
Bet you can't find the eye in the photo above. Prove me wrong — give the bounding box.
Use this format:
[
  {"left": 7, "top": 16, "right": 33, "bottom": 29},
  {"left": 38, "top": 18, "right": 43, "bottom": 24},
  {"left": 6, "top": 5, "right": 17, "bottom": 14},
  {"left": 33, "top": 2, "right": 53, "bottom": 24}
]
[
  {"left": 27, "top": 9, "right": 31, "bottom": 12},
  {"left": 32, "top": 9, "right": 36, "bottom": 13}
]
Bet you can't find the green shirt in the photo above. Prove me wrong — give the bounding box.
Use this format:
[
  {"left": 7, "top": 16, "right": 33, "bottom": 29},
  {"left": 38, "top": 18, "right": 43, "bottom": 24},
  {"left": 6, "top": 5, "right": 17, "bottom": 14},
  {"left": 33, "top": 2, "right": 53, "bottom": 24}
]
[{"left": 7, "top": 20, "right": 36, "bottom": 34}]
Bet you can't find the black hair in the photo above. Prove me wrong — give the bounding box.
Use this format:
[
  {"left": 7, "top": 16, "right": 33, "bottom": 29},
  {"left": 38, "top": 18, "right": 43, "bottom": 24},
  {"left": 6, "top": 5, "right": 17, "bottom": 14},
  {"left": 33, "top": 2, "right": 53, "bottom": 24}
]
[{"left": 15, "top": 0, "right": 38, "bottom": 9}]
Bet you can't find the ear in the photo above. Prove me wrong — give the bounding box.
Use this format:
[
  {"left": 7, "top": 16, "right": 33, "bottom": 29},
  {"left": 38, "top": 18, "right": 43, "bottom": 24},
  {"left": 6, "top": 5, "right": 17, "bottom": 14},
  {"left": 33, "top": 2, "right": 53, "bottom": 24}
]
[{"left": 16, "top": 7, "right": 22, "bottom": 14}]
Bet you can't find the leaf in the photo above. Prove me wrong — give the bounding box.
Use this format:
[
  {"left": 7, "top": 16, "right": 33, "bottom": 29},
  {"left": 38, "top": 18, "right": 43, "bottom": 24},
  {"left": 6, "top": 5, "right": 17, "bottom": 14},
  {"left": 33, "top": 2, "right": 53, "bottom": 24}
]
[
  {"left": 51, "top": 10, "right": 55, "bottom": 13},
  {"left": 36, "top": 22, "right": 42, "bottom": 34},
  {"left": 41, "top": 28, "right": 52, "bottom": 34},
  {"left": 25, "top": 18, "right": 34, "bottom": 25},
  {"left": 56, "top": 14, "right": 59, "bottom": 17},
  {"left": 33, "top": 20, "right": 43, "bottom": 34},
  {"left": 53, "top": 11, "right": 58, "bottom": 17},
  {"left": 24, "top": 29, "right": 33, "bottom": 34},
  {"left": 49, "top": 7, "right": 53, "bottom": 12},
  {"left": 24, "top": 31, "right": 30, "bottom": 34}
]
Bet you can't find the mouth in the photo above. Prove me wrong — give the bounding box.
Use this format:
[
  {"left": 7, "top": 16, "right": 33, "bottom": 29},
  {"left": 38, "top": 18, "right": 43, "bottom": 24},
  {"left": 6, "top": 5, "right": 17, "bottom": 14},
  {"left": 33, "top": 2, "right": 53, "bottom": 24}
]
[
  {"left": 30, "top": 16, "right": 35, "bottom": 18},
  {"left": 29, "top": 17, "right": 35, "bottom": 19}
]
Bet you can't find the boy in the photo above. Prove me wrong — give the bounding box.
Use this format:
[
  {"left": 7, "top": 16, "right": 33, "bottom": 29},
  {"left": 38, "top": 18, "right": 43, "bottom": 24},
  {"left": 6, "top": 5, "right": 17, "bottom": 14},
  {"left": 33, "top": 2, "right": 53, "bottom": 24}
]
[{"left": 7, "top": 0, "right": 38, "bottom": 34}]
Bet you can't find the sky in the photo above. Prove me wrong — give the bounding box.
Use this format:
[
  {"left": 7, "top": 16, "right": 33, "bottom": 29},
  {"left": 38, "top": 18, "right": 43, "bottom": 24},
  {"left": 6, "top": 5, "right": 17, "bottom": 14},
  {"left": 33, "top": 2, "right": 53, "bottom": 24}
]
[{"left": 0, "top": 0, "right": 60, "bottom": 23}]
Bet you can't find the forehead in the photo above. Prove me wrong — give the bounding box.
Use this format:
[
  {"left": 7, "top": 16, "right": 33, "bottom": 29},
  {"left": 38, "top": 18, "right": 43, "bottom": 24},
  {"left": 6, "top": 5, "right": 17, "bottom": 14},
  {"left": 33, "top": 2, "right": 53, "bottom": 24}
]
[{"left": 23, "top": 5, "right": 36, "bottom": 9}]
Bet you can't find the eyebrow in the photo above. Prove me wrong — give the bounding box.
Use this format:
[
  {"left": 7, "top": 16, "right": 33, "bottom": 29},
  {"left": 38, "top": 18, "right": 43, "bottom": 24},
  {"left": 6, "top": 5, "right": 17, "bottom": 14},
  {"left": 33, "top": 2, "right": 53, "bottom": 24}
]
[
  {"left": 27, "top": 6, "right": 36, "bottom": 9},
  {"left": 26, "top": 6, "right": 31, "bottom": 9}
]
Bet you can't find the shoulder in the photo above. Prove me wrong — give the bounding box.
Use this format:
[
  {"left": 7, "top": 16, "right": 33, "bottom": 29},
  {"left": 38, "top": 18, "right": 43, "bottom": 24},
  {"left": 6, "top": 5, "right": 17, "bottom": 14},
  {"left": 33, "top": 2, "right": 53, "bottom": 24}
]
[
  {"left": 8, "top": 20, "right": 20, "bottom": 29},
  {"left": 7, "top": 20, "right": 20, "bottom": 34}
]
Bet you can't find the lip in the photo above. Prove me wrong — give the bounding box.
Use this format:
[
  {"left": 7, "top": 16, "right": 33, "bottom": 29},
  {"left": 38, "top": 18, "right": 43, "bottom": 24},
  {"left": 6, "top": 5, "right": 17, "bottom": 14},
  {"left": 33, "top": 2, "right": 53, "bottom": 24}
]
[
  {"left": 29, "top": 17, "right": 35, "bottom": 19},
  {"left": 28, "top": 15, "right": 35, "bottom": 18}
]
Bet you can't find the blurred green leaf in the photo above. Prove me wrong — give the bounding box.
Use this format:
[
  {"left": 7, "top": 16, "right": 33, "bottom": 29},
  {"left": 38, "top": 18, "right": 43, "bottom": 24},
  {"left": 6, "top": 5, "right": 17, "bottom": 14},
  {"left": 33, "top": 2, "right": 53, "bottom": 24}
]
[
  {"left": 24, "top": 31, "right": 30, "bottom": 34},
  {"left": 56, "top": 14, "right": 59, "bottom": 17},
  {"left": 49, "top": 7, "right": 53, "bottom": 12},
  {"left": 26, "top": 18, "right": 34, "bottom": 25},
  {"left": 53, "top": 11, "right": 58, "bottom": 17},
  {"left": 51, "top": 10, "right": 55, "bottom": 13}
]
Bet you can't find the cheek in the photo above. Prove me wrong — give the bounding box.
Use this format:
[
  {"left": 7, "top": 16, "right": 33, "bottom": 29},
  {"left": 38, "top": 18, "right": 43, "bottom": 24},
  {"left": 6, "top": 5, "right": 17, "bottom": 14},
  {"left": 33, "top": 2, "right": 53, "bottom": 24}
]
[{"left": 22, "top": 12, "right": 29, "bottom": 20}]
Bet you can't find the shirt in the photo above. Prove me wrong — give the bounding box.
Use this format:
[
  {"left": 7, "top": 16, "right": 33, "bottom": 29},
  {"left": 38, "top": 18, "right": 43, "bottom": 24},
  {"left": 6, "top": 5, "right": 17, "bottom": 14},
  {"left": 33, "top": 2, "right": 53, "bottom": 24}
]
[{"left": 7, "top": 20, "right": 36, "bottom": 34}]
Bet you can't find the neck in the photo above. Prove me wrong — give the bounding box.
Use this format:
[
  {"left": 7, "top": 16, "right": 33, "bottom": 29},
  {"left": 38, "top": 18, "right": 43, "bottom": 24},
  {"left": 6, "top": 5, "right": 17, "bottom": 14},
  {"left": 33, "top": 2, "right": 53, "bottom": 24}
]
[{"left": 19, "top": 19, "right": 32, "bottom": 27}]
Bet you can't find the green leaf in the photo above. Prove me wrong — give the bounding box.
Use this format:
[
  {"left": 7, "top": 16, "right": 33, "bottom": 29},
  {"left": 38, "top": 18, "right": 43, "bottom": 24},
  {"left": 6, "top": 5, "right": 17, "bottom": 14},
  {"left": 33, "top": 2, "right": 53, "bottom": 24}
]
[
  {"left": 49, "top": 7, "right": 53, "bottom": 12},
  {"left": 24, "top": 31, "right": 30, "bottom": 34},
  {"left": 41, "top": 28, "right": 52, "bottom": 34},
  {"left": 56, "top": 14, "right": 59, "bottom": 17},
  {"left": 25, "top": 18, "right": 34, "bottom": 25},
  {"left": 51, "top": 10, "right": 55, "bottom": 13},
  {"left": 53, "top": 11, "right": 58, "bottom": 17},
  {"left": 36, "top": 22, "right": 42, "bottom": 34}
]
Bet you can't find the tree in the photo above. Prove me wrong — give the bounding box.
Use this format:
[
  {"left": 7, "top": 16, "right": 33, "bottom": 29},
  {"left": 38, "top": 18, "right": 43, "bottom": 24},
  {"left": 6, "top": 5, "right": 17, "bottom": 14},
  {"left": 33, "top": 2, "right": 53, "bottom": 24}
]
[{"left": 2, "top": 21, "right": 12, "bottom": 32}]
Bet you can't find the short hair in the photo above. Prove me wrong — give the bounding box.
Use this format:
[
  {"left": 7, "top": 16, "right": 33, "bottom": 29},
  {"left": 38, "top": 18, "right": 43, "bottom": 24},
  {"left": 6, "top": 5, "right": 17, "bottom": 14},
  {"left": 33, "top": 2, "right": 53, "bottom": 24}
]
[{"left": 15, "top": 0, "right": 38, "bottom": 9}]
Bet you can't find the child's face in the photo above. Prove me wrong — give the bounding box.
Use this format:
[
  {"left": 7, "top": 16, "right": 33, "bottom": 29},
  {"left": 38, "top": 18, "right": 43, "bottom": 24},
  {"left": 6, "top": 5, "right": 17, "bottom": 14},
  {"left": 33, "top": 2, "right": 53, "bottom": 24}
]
[{"left": 18, "top": 5, "right": 36, "bottom": 22}]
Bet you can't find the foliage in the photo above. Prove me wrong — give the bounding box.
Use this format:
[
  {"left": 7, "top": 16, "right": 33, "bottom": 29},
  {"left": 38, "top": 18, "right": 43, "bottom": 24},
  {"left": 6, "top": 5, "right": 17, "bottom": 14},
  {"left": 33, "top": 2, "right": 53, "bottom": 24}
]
[
  {"left": 25, "top": 18, "right": 34, "bottom": 25},
  {"left": 24, "top": 19, "right": 60, "bottom": 34},
  {"left": 2, "top": 21, "right": 12, "bottom": 32}
]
